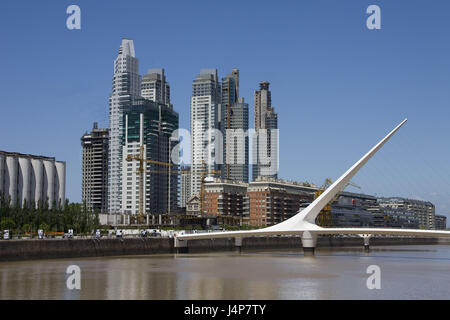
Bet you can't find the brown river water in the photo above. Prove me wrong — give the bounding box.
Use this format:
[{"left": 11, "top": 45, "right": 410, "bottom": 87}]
[{"left": 0, "top": 245, "right": 449, "bottom": 299}]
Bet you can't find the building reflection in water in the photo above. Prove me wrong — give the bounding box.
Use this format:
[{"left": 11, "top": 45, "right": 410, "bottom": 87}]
[{"left": 1, "top": 247, "right": 450, "bottom": 299}]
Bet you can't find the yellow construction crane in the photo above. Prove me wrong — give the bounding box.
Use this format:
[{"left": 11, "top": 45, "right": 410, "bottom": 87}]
[
  {"left": 126, "top": 145, "right": 176, "bottom": 224},
  {"left": 315, "top": 178, "right": 361, "bottom": 227},
  {"left": 125, "top": 152, "right": 221, "bottom": 219}
]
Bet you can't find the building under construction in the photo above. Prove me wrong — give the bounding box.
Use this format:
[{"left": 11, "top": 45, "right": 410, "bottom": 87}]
[
  {"left": 81, "top": 122, "right": 109, "bottom": 213},
  {"left": 121, "top": 98, "right": 179, "bottom": 216}
]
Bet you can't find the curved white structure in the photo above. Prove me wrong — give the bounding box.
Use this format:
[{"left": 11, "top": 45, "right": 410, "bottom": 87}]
[
  {"left": 0, "top": 154, "right": 4, "bottom": 196},
  {"left": 55, "top": 161, "right": 66, "bottom": 208},
  {"left": 0, "top": 151, "right": 65, "bottom": 209},
  {"left": 177, "top": 119, "right": 450, "bottom": 252},
  {"left": 43, "top": 160, "right": 55, "bottom": 207},
  {"left": 6, "top": 156, "right": 18, "bottom": 205},
  {"left": 31, "top": 159, "right": 44, "bottom": 206},
  {"left": 18, "top": 157, "right": 31, "bottom": 207}
]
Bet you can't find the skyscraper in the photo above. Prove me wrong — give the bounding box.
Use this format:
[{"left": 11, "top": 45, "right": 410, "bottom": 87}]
[
  {"left": 252, "top": 81, "right": 278, "bottom": 181},
  {"left": 108, "top": 38, "right": 141, "bottom": 214},
  {"left": 141, "top": 68, "right": 170, "bottom": 105},
  {"left": 81, "top": 123, "right": 109, "bottom": 213},
  {"left": 190, "top": 69, "right": 222, "bottom": 196},
  {"left": 121, "top": 98, "right": 179, "bottom": 215},
  {"left": 179, "top": 165, "right": 191, "bottom": 209},
  {"left": 221, "top": 69, "right": 249, "bottom": 182}
]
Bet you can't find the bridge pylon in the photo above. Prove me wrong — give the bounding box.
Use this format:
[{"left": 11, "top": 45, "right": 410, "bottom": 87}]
[
  {"left": 359, "top": 234, "right": 372, "bottom": 252},
  {"left": 302, "top": 231, "right": 318, "bottom": 256}
]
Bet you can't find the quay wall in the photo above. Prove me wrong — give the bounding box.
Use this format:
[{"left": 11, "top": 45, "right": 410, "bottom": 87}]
[{"left": 1, "top": 236, "right": 450, "bottom": 262}]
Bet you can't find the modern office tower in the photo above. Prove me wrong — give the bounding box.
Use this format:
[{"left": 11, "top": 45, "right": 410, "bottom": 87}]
[
  {"left": 221, "top": 70, "right": 249, "bottom": 182},
  {"left": 0, "top": 151, "right": 65, "bottom": 209},
  {"left": 378, "top": 197, "right": 436, "bottom": 230},
  {"left": 252, "top": 81, "right": 278, "bottom": 181},
  {"left": 81, "top": 122, "right": 109, "bottom": 213},
  {"left": 108, "top": 38, "right": 142, "bottom": 214},
  {"left": 370, "top": 205, "right": 419, "bottom": 229},
  {"left": 221, "top": 69, "right": 239, "bottom": 108},
  {"left": 190, "top": 69, "right": 222, "bottom": 196},
  {"left": 179, "top": 165, "right": 191, "bottom": 209},
  {"left": 328, "top": 192, "right": 376, "bottom": 227},
  {"left": 141, "top": 68, "right": 170, "bottom": 105},
  {"left": 121, "top": 98, "right": 179, "bottom": 215}
]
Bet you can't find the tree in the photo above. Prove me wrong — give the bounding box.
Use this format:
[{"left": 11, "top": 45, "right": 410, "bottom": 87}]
[
  {"left": 1, "top": 218, "right": 16, "bottom": 231},
  {"left": 39, "top": 223, "right": 50, "bottom": 232},
  {"left": 22, "top": 224, "right": 31, "bottom": 234},
  {"left": 0, "top": 196, "right": 100, "bottom": 236}
]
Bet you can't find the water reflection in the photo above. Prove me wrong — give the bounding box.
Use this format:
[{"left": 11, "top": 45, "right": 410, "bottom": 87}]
[{"left": 0, "top": 245, "right": 449, "bottom": 299}]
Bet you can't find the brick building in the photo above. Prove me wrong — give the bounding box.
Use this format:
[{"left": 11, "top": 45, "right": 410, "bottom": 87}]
[
  {"left": 247, "top": 178, "right": 315, "bottom": 226},
  {"left": 202, "top": 177, "right": 316, "bottom": 227},
  {"left": 203, "top": 180, "right": 249, "bottom": 225}
]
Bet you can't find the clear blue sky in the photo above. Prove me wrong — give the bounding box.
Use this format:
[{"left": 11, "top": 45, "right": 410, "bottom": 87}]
[{"left": 1, "top": 0, "right": 450, "bottom": 220}]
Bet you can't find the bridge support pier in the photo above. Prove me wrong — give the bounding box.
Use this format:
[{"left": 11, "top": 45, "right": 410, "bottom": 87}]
[
  {"left": 363, "top": 235, "right": 371, "bottom": 252},
  {"left": 235, "top": 237, "right": 242, "bottom": 253},
  {"left": 174, "top": 237, "right": 188, "bottom": 253},
  {"left": 302, "top": 231, "right": 317, "bottom": 257}
]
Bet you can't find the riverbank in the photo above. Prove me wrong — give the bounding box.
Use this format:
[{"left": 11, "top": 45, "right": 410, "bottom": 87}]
[{"left": 1, "top": 236, "right": 450, "bottom": 262}]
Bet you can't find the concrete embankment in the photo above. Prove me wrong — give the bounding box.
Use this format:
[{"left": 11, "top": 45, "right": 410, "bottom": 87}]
[
  {"left": 187, "top": 236, "right": 450, "bottom": 252},
  {"left": 1, "top": 236, "right": 450, "bottom": 262},
  {"left": 0, "top": 238, "right": 173, "bottom": 262}
]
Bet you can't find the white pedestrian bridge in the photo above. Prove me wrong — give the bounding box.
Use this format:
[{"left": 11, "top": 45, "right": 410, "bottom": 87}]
[{"left": 176, "top": 119, "right": 450, "bottom": 255}]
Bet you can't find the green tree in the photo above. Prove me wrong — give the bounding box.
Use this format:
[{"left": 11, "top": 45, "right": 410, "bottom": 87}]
[
  {"left": 22, "top": 224, "right": 31, "bottom": 234},
  {"left": 1, "top": 218, "right": 16, "bottom": 230},
  {"left": 39, "top": 222, "right": 50, "bottom": 232}
]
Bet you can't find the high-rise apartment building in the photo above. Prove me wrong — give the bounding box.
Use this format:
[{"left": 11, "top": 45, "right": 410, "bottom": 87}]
[
  {"left": 141, "top": 68, "right": 170, "bottom": 105},
  {"left": 81, "top": 123, "right": 109, "bottom": 213},
  {"left": 0, "top": 151, "right": 65, "bottom": 209},
  {"left": 190, "top": 69, "right": 222, "bottom": 196},
  {"left": 252, "top": 81, "right": 278, "bottom": 181},
  {"left": 108, "top": 38, "right": 141, "bottom": 214},
  {"left": 179, "top": 165, "right": 191, "bottom": 209},
  {"left": 121, "top": 98, "right": 179, "bottom": 215},
  {"left": 221, "top": 69, "right": 249, "bottom": 182}
]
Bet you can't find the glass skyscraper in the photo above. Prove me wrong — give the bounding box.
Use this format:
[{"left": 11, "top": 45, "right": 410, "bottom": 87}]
[{"left": 121, "top": 98, "right": 179, "bottom": 215}]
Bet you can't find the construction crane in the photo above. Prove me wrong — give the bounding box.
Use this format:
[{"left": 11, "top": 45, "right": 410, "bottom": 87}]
[
  {"left": 126, "top": 155, "right": 220, "bottom": 218},
  {"left": 126, "top": 145, "right": 176, "bottom": 224},
  {"left": 315, "top": 178, "right": 361, "bottom": 227}
]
